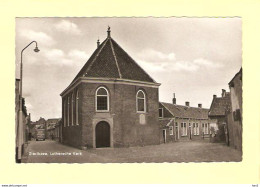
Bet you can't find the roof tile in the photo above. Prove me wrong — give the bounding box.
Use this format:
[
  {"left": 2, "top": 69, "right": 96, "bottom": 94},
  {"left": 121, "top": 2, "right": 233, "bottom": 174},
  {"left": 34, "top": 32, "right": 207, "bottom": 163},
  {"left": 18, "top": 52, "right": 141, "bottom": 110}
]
[
  {"left": 70, "top": 36, "right": 156, "bottom": 85},
  {"left": 161, "top": 102, "right": 209, "bottom": 119},
  {"left": 208, "top": 94, "right": 231, "bottom": 116}
]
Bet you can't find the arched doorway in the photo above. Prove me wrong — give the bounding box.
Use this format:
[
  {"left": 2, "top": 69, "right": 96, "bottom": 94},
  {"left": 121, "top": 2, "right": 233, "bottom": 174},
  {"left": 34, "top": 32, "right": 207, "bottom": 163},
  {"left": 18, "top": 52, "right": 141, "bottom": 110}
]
[{"left": 95, "top": 121, "right": 110, "bottom": 148}]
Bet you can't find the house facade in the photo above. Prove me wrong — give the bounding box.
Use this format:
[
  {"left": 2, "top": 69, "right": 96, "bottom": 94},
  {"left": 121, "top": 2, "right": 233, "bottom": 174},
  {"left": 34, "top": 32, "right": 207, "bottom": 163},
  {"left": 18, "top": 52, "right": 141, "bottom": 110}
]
[
  {"left": 159, "top": 94, "right": 210, "bottom": 144},
  {"left": 227, "top": 68, "right": 242, "bottom": 151},
  {"left": 60, "top": 28, "right": 161, "bottom": 149},
  {"left": 208, "top": 89, "right": 231, "bottom": 143},
  {"left": 46, "top": 118, "right": 60, "bottom": 139},
  {"left": 15, "top": 78, "right": 30, "bottom": 162}
]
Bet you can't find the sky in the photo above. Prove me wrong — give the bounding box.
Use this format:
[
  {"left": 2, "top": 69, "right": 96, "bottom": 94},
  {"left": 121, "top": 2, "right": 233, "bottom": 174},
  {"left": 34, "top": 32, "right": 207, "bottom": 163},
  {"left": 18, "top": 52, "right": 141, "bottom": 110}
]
[{"left": 15, "top": 18, "right": 242, "bottom": 121}]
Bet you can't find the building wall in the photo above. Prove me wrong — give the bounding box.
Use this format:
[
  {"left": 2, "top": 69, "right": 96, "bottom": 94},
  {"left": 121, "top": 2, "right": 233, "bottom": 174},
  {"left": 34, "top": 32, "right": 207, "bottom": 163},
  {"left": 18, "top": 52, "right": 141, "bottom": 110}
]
[
  {"left": 158, "top": 103, "right": 210, "bottom": 143},
  {"left": 62, "top": 81, "right": 160, "bottom": 149},
  {"left": 62, "top": 84, "right": 82, "bottom": 148},
  {"left": 175, "top": 118, "right": 210, "bottom": 141},
  {"left": 160, "top": 120, "right": 175, "bottom": 144},
  {"left": 209, "top": 116, "right": 227, "bottom": 143},
  {"left": 227, "top": 71, "right": 242, "bottom": 151}
]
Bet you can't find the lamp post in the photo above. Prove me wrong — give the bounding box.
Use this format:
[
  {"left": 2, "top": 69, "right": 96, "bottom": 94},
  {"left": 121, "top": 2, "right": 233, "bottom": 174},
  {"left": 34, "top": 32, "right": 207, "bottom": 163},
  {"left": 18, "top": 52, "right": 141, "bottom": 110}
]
[{"left": 17, "top": 41, "right": 39, "bottom": 163}]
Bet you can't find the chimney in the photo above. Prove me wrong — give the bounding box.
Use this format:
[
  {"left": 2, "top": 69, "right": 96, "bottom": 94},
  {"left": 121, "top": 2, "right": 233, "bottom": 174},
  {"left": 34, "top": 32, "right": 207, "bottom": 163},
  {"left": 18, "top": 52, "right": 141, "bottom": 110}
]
[
  {"left": 107, "top": 26, "right": 111, "bottom": 38},
  {"left": 172, "top": 93, "right": 176, "bottom": 104},
  {"left": 185, "top": 101, "right": 190, "bottom": 107},
  {"left": 213, "top": 95, "right": 217, "bottom": 99},
  {"left": 222, "top": 89, "right": 226, "bottom": 97},
  {"left": 97, "top": 39, "right": 100, "bottom": 48},
  {"left": 198, "top": 103, "right": 202, "bottom": 108}
]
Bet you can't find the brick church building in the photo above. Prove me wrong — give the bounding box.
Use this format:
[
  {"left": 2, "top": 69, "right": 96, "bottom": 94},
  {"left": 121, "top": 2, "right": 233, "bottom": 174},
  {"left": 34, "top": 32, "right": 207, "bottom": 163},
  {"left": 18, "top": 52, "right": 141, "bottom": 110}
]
[{"left": 60, "top": 27, "right": 161, "bottom": 149}]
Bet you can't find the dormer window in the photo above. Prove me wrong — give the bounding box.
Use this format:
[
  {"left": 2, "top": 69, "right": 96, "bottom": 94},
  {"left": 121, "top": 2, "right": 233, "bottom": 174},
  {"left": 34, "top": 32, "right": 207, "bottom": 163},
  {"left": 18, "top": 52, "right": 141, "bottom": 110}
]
[
  {"left": 136, "top": 90, "right": 146, "bottom": 113},
  {"left": 96, "top": 87, "right": 109, "bottom": 112}
]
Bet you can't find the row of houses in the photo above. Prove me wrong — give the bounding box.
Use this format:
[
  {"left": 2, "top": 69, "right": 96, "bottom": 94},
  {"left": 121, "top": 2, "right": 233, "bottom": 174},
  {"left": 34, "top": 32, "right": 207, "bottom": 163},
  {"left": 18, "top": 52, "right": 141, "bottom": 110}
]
[
  {"left": 159, "top": 99, "right": 210, "bottom": 144},
  {"left": 28, "top": 117, "right": 62, "bottom": 141},
  {"left": 208, "top": 68, "right": 242, "bottom": 150},
  {"left": 59, "top": 28, "right": 242, "bottom": 151},
  {"left": 15, "top": 78, "right": 30, "bottom": 162},
  {"left": 159, "top": 68, "right": 242, "bottom": 152}
]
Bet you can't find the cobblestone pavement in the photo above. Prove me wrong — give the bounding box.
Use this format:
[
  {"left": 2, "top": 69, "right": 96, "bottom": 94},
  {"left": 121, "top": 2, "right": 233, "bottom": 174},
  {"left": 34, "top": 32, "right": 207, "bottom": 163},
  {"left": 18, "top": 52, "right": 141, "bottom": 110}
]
[{"left": 24, "top": 140, "right": 242, "bottom": 163}]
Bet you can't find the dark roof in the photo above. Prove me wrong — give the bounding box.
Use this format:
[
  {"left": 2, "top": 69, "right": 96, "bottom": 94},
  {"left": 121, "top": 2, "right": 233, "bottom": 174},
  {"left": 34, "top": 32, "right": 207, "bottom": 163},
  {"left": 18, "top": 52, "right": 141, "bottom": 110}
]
[
  {"left": 46, "top": 118, "right": 61, "bottom": 123},
  {"left": 160, "top": 102, "right": 209, "bottom": 120},
  {"left": 229, "top": 68, "right": 242, "bottom": 86},
  {"left": 70, "top": 34, "right": 156, "bottom": 85},
  {"left": 208, "top": 93, "right": 231, "bottom": 117}
]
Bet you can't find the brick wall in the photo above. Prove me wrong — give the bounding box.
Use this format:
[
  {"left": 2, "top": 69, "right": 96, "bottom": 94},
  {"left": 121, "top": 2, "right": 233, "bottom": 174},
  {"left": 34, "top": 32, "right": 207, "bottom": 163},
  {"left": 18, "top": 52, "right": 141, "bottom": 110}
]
[
  {"left": 227, "top": 71, "right": 242, "bottom": 151},
  {"left": 62, "top": 81, "right": 160, "bottom": 149}
]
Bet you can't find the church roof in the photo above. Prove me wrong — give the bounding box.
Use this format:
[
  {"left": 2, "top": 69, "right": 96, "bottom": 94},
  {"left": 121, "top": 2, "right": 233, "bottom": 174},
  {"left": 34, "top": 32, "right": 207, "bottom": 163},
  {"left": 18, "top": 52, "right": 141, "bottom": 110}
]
[
  {"left": 70, "top": 28, "right": 156, "bottom": 85},
  {"left": 161, "top": 102, "right": 209, "bottom": 120}
]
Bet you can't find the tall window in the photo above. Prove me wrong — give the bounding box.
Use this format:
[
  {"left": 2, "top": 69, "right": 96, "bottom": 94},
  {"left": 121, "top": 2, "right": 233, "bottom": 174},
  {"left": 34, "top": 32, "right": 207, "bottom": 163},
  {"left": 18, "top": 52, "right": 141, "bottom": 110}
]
[
  {"left": 169, "top": 126, "right": 173, "bottom": 135},
  {"left": 175, "top": 122, "right": 179, "bottom": 139},
  {"left": 96, "top": 87, "right": 109, "bottom": 111},
  {"left": 194, "top": 123, "right": 199, "bottom": 135},
  {"left": 159, "top": 108, "right": 163, "bottom": 118},
  {"left": 203, "top": 123, "right": 209, "bottom": 134},
  {"left": 67, "top": 96, "right": 70, "bottom": 126},
  {"left": 181, "top": 122, "right": 187, "bottom": 136},
  {"left": 71, "top": 93, "right": 74, "bottom": 126},
  {"left": 136, "top": 90, "right": 146, "bottom": 112},
  {"left": 76, "top": 90, "right": 79, "bottom": 125},
  {"left": 63, "top": 100, "right": 66, "bottom": 127}
]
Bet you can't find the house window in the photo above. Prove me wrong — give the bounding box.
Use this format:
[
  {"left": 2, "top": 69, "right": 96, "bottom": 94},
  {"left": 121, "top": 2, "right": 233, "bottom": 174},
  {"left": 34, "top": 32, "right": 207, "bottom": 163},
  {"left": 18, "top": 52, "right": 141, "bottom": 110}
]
[
  {"left": 181, "top": 122, "right": 187, "bottom": 136},
  {"left": 76, "top": 90, "right": 79, "bottom": 125},
  {"left": 63, "top": 101, "right": 66, "bottom": 127},
  {"left": 136, "top": 90, "right": 146, "bottom": 113},
  {"left": 96, "top": 87, "right": 109, "bottom": 112},
  {"left": 159, "top": 108, "right": 163, "bottom": 118},
  {"left": 194, "top": 123, "right": 199, "bottom": 135},
  {"left": 67, "top": 96, "right": 70, "bottom": 126},
  {"left": 71, "top": 92, "right": 74, "bottom": 126},
  {"left": 169, "top": 126, "right": 173, "bottom": 135},
  {"left": 204, "top": 123, "right": 209, "bottom": 134},
  {"left": 175, "top": 122, "right": 179, "bottom": 139}
]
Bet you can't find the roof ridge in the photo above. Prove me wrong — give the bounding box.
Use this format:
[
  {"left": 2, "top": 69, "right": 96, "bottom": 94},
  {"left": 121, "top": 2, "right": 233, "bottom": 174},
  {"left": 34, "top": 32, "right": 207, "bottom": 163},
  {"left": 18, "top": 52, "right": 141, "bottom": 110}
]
[
  {"left": 84, "top": 38, "right": 109, "bottom": 76},
  {"left": 160, "top": 101, "right": 209, "bottom": 110},
  {"left": 160, "top": 102, "right": 175, "bottom": 117},
  {"left": 111, "top": 38, "right": 157, "bottom": 83},
  {"left": 109, "top": 38, "right": 122, "bottom": 78}
]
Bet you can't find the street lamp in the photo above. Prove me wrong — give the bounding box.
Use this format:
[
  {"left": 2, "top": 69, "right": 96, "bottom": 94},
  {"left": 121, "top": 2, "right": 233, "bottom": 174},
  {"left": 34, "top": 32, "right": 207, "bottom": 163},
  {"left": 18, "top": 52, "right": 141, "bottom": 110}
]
[{"left": 17, "top": 41, "right": 39, "bottom": 163}]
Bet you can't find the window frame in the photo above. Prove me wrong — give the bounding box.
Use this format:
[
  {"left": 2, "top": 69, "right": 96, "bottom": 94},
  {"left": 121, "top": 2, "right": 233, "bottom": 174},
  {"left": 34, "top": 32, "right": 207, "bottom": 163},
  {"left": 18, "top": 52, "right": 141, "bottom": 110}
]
[
  {"left": 136, "top": 90, "right": 146, "bottom": 113},
  {"left": 67, "top": 96, "right": 70, "bottom": 126},
  {"left": 169, "top": 126, "right": 173, "bottom": 135},
  {"left": 159, "top": 108, "right": 163, "bottom": 118},
  {"left": 76, "top": 90, "right": 79, "bottom": 125},
  {"left": 71, "top": 92, "right": 74, "bottom": 126},
  {"left": 181, "top": 122, "right": 187, "bottom": 136},
  {"left": 95, "top": 86, "right": 109, "bottom": 112},
  {"left": 63, "top": 99, "right": 66, "bottom": 127}
]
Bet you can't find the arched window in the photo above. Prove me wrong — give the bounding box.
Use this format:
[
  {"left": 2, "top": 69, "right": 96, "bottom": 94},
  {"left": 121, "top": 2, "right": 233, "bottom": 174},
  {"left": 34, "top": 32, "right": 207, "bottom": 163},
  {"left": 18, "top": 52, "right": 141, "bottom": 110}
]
[
  {"left": 71, "top": 92, "right": 74, "bottom": 126},
  {"left": 136, "top": 90, "right": 146, "bottom": 112},
  {"left": 63, "top": 99, "right": 66, "bottom": 127},
  {"left": 76, "top": 90, "right": 79, "bottom": 125},
  {"left": 67, "top": 96, "right": 70, "bottom": 126},
  {"left": 96, "top": 87, "right": 109, "bottom": 112}
]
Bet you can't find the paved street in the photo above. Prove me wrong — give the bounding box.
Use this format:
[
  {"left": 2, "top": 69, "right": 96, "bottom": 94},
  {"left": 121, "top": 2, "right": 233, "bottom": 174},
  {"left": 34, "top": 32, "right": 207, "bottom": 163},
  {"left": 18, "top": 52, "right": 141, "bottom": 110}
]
[{"left": 24, "top": 140, "right": 242, "bottom": 163}]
